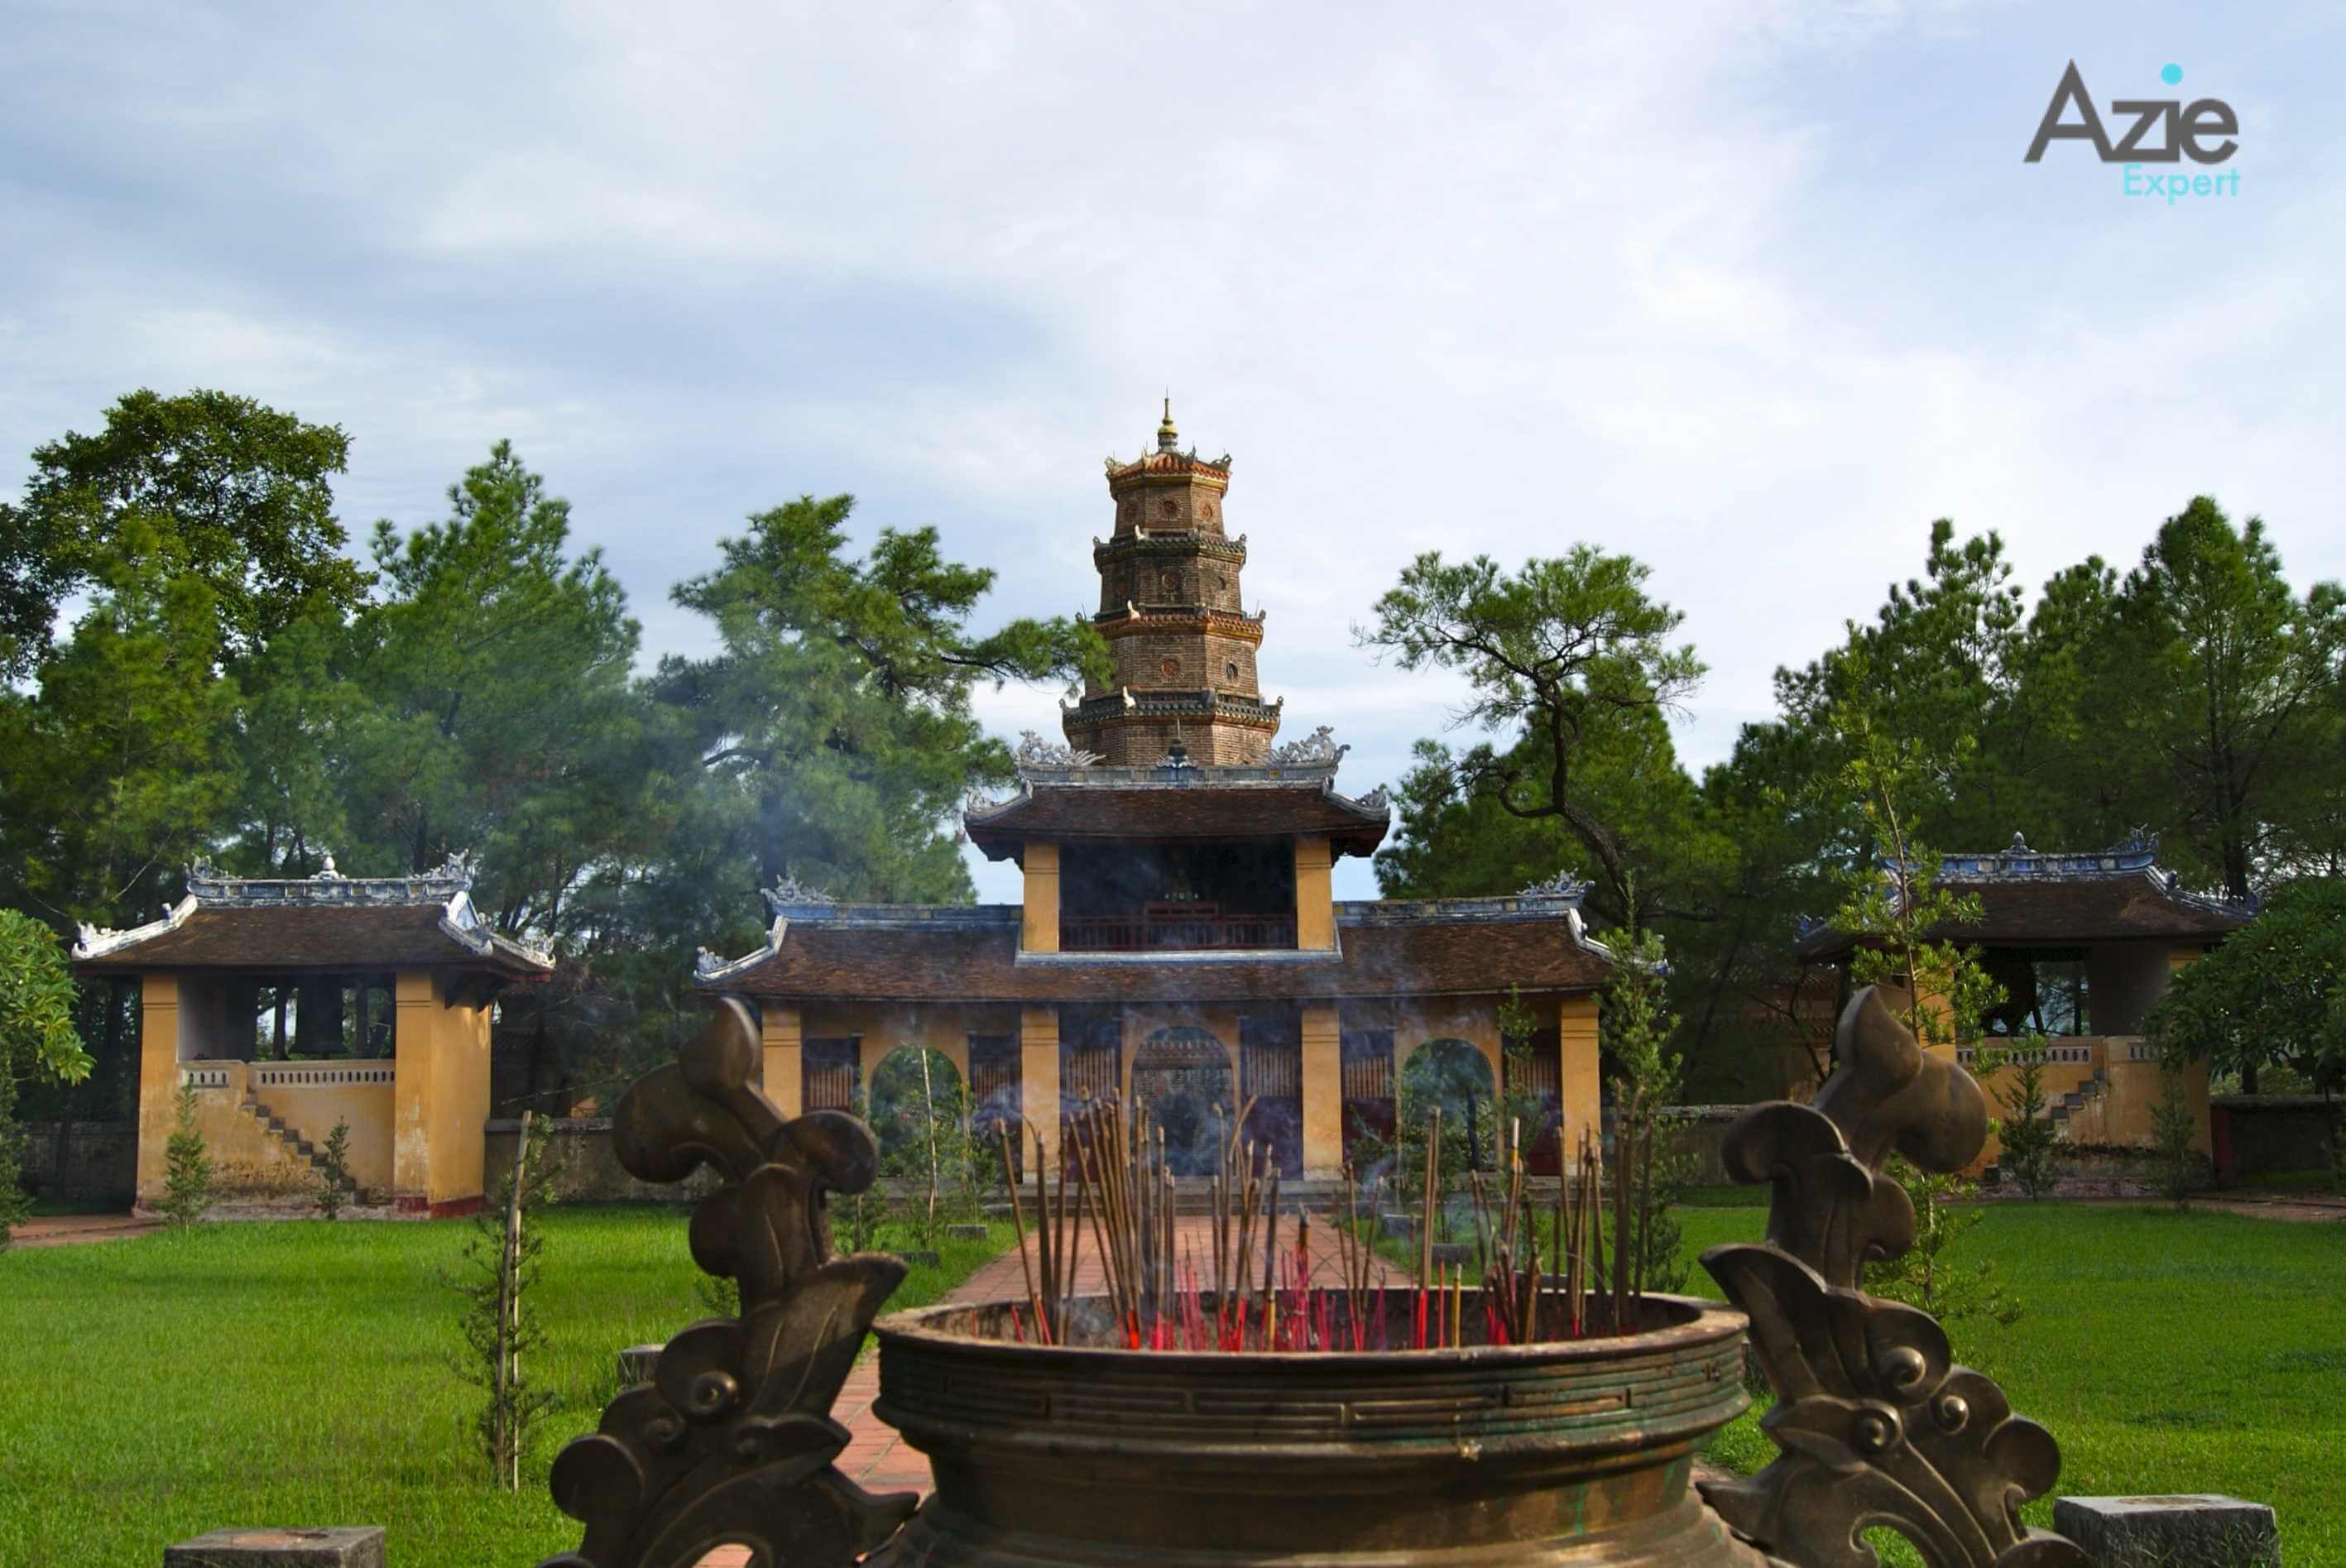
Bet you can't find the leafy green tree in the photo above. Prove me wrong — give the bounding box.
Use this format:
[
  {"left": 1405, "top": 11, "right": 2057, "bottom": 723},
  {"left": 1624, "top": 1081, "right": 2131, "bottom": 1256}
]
[
  {"left": 0, "top": 519, "right": 243, "bottom": 931},
  {"left": 1357, "top": 547, "right": 1706, "bottom": 929},
  {"left": 2147, "top": 878, "right": 2344, "bottom": 1094},
  {"left": 1600, "top": 925, "right": 1692, "bottom": 1300},
  {"left": 225, "top": 612, "right": 362, "bottom": 875},
  {"left": 659, "top": 493, "right": 1106, "bottom": 905},
  {"left": 1819, "top": 696, "right": 2021, "bottom": 1323},
  {"left": 343, "top": 443, "right": 654, "bottom": 911},
  {"left": 1, "top": 911, "right": 92, "bottom": 1249},
  {"left": 0, "top": 389, "right": 365, "bottom": 680},
  {"left": 2099, "top": 500, "right": 2346, "bottom": 901}
]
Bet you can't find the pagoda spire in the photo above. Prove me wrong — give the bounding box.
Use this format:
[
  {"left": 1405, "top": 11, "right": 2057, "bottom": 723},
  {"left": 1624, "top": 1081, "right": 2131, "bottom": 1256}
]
[{"left": 1070, "top": 404, "right": 1279, "bottom": 765}]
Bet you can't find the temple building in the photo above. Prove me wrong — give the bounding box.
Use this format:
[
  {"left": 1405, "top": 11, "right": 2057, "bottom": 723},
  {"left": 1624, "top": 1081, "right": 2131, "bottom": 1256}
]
[
  {"left": 694, "top": 410, "right": 1614, "bottom": 1180},
  {"left": 1795, "top": 832, "right": 2255, "bottom": 1163},
  {"left": 70, "top": 853, "right": 552, "bottom": 1216}
]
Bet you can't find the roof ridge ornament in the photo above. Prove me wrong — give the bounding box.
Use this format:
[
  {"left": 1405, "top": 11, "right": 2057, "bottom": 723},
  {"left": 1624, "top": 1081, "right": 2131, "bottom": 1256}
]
[
  {"left": 1265, "top": 725, "right": 1346, "bottom": 767},
  {"left": 1518, "top": 871, "right": 1588, "bottom": 902},
  {"left": 761, "top": 874, "right": 836, "bottom": 914},
  {"left": 1015, "top": 730, "right": 1102, "bottom": 769}
]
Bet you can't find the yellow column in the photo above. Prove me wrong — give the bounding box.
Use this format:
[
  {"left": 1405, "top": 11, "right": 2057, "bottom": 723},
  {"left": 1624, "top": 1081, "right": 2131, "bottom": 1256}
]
[
  {"left": 392, "top": 970, "right": 437, "bottom": 1214},
  {"left": 1300, "top": 1000, "right": 1343, "bottom": 1177},
  {"left": 1293, "top": 836, "right": 1335, "bottom": 950},
  {"left": 1558, "top": 993, "right": 1600, "bottom": 1176},
  {"left": 132, "top": 973, "right": 181, "bottom": 1207},
  {"left": 1021, "top": 842, "right": 1060, "bottom": 953},
  {"left": 760, "top": 1003, "right": 803, "bottom": 1119},
  {"left": 428, "top": 987, "right": 491, "bottom": 1214},
  {"left": 1019, "top": 1004, "right": 1061, "bottom": 1170}
]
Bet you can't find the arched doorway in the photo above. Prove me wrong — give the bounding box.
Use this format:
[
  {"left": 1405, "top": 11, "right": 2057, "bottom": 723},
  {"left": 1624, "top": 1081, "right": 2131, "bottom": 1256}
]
[
  {"left": 1400, "top": 1038, "right": 1499, "bottom": 1172},
  {"left": 1131, "top": 1026, "right": 1233, "bottom": 1177},
  {"left": 869, "top": 1044, "right": 967, "bottom": 1175}
]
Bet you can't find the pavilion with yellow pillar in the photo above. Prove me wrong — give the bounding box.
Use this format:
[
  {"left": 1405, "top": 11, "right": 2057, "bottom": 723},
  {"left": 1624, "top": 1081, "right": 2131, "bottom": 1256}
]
[
  {"left": 72, "top": 853, "right": 553, "bottom": 1216},
  {"left": 692, "top": 409, "right": 1613, "bottom": 1182}
]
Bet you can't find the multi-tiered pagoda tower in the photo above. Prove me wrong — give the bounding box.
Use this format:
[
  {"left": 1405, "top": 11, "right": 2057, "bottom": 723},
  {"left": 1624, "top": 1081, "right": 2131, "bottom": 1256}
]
[{"left": 1063, "top": 402, "right": 1281, "bottom": 765}]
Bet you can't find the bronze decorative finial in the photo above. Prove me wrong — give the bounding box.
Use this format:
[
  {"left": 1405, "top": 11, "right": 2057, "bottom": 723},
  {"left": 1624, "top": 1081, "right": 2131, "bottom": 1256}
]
[
  {"left": 1699, "top": 986, "right": 2089, "bottom": 1567},
  {"left": 536, "top": 999, "right": 915, "bottom": 1568}
]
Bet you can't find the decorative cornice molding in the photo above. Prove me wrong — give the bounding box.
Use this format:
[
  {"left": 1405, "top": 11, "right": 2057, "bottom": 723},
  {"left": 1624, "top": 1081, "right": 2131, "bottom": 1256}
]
[
  {"left": 183, "top": 848, "right": 479, "bottom": 908},
  {"left": 1092, "top": 532, "right": 1248, "bottom": 565},
  {"left": 71, "top": 846, "right": 553, "bottom": 970},
  {"left": 1936, "top": 830, "right": 2165, "bottom": 881},
  {"left": 1094, "top": 607, "right": 1266, "bottom": 643},
  {"left": 74, "top": 894, "right": 199, "bottom": 961}
]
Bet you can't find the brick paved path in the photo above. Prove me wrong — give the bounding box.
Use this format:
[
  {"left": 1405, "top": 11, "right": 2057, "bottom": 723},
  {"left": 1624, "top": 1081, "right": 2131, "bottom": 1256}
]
[{"left": 7, "top": 1212, "right": 159, "bottom": 1246}]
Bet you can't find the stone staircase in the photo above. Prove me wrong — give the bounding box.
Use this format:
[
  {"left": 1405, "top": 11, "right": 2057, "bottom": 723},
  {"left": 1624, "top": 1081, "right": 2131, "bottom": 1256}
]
[
  {"left": 237, "top": 1092, "right": 350, "bottom": 1192},
  {"left": 2046, "top": 1066, "right": 2109, "bottom": 1128}
]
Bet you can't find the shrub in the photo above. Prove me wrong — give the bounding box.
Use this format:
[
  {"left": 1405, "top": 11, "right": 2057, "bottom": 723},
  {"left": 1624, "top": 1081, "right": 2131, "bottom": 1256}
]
[
  {"left": 1867, "top": 1159, "right": 2022, "bottom": 1329},
  {"left": 1981, "top": 1043, "right": 2062, "bottom": 1200},
  {"left": 0, "top": 1073, "right": 28, "bottom": 1252},
  {"left": 161, "top": 1083, "right": 213, "bottom": 1229},
  {"left": 2150, "top": 1062, "right": 2204, "bottom": 1210},
  {"left": 314, "top": 1119, "right": 353, "bottom": 1220}
]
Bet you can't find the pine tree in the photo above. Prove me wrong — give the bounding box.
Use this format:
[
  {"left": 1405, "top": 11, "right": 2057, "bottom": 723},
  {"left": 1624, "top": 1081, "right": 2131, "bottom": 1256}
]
[
  {"left": 161, "top": 1083, "right": 213, "bottom": 1229},
  {"left": 449, "top": 1111, "right": 559, "bottom": 1489},
  {"left": 1983, "top": 1045, "right": 2062, "bottom": 1199},
  {"left": 314, "top": 1118, "right": 353, "bottom": 1219}
]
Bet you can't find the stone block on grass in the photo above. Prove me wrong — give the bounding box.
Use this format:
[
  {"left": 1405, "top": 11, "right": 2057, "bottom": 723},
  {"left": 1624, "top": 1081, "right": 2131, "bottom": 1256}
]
[
  {"left": 617, "top": 1343, "right": 662, "bottom": 1384},
  {"left": 2053, "top": 1494, "right": 2280, "bottom": 1566},
  {"left": 947, "top": 1222, "right": 988, "bottom": 1240},
  {"left": 163, "top": 1527, "right": 386, "bottom": 1567}
]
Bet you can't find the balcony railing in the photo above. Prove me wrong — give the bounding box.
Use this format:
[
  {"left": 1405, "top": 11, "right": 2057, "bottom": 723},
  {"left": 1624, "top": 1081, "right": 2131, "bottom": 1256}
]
[{"left": 1060, "top": 908, "right": 1298, "bottom": 953}]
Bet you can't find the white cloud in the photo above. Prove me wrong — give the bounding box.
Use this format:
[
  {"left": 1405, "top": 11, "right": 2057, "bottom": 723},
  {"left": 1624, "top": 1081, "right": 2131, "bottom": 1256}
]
[{"left": 2, "top": 0, "right": 2339, "bottom": 863}]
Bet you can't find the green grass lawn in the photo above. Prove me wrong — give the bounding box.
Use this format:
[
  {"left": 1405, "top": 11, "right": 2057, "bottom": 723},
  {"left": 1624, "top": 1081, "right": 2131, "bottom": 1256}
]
[
  {"left": 4, "top": 1202, "right": 2339, "bottom": 1565},
  {"left": 1677, "top": 1202, "right": 2346, "bottom": 1562},
  {"left": 0, "top": 1208, "right": 1012, "bottom": 1568}
]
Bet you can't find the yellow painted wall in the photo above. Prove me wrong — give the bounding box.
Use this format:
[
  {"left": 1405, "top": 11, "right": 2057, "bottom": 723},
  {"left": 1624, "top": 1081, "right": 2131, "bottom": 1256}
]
[
  {"left": 1020, "top": 841, "right": 1060, "bottom": 953},
  {"left": 1961, "top": 1040, "right": 2210, "bottom": 1167},
  {"left": 393, "top": 971, "right": 437, "bottom": 1205},
  {"left": 430, "top": 981, "right": 492, "bottom": 1208},
  {"left": 1558, "top": 992, "right": 1601, "bottom": 1174},
  {"left": 133, "top": 973, "right": 180, "bottom": 1202},
  {"left": 1293, "top": 836, "right": 1335, "bottom": 950},
  {"left": 1299, "top": 1000, "right": 1342, "bottom": 1176},
  {"left": 137, "top": 1057, "right": 395, "bottom": 1206},
  {"left": 1019, "top": 1004, "right": 1060, "bottom": 1168},
  {"left": 760, "top": 1002, "right": 803, "bottom": 1118},
  {"left": 136, "top": 973, "right": 398, "bottom": 1206},
  {"left": 391, "top": 968, "right": 492, "bottom": 1212}
]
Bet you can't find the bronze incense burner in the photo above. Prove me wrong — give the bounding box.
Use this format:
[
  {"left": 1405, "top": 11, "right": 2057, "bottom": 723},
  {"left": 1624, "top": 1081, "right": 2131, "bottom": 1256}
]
[
  {"left": 870, "top": 1289, "right": 1761, "bottom": 1566},
  {"left": 538, "top": 987, "right": 2089, "bottom": 1567}
]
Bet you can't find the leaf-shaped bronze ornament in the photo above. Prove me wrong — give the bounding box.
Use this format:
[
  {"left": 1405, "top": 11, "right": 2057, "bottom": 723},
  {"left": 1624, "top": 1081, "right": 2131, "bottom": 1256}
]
[
  {"left": 1700, "top": 985, "right": 2088, "bottom": 1567},
  {"left": 538, "top": 999, "right": 918, "bottom": 1568}
]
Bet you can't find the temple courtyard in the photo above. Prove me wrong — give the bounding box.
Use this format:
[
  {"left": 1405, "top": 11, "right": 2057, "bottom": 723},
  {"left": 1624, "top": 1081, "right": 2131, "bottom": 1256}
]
[{"left": 1, "top": 1198, "right": 2340, "bottom": 1566}]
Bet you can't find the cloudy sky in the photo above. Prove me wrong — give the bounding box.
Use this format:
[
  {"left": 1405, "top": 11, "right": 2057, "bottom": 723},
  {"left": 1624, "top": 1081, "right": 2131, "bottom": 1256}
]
[{"left": 6, "top": 0, "right": 2340, "bottom": 902}]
